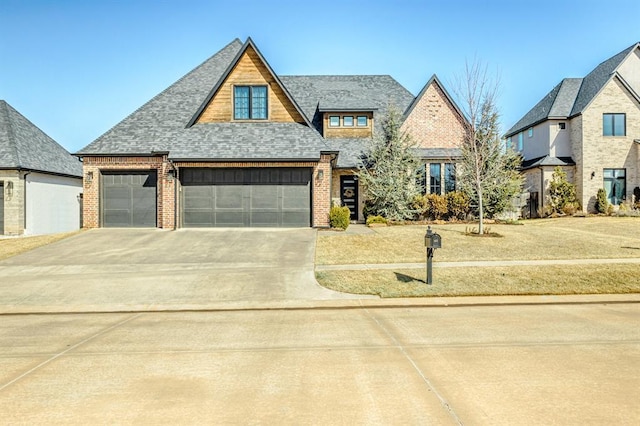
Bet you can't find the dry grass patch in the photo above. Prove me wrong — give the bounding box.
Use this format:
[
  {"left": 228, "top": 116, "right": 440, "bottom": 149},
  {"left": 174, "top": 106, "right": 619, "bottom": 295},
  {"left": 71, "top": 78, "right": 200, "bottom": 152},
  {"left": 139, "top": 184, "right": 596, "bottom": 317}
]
[
  {"left": 316, "top": 264, "right": 640, "bottom": 298},
  {"left": 316, "top": 217, "right": 640, "bottom": 265},
  {"left": 0, "top": 231, "right": 81, "bottom": 261}
]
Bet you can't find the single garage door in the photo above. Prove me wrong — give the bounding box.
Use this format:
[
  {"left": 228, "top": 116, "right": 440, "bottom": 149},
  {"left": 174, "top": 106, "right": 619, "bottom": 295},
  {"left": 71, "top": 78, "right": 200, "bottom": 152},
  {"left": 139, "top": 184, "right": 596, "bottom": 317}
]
[
  {"left": 102, "top": 171, "right": 157, "bottom": 227},
  {"left": 181, "top": 168, "right": 311, "bottom": 227}
]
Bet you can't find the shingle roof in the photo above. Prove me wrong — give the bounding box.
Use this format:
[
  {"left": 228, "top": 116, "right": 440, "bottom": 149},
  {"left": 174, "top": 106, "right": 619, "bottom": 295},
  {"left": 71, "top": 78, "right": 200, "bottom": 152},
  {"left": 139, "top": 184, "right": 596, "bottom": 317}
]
[
  {"left": 521, "top": 155, "right": 575, "bottom": 170},
  {"left": 77, "top": 39, "right": 429, "bottom": 167},
  {"left": 280, "top": 75, "right": 415, "bottom": 134},
  {"left": 0, "top": 100, "right": 82, "bottom": 177},
  {"left": 505, "top": 42, "right": 639, "bottom": 137}
]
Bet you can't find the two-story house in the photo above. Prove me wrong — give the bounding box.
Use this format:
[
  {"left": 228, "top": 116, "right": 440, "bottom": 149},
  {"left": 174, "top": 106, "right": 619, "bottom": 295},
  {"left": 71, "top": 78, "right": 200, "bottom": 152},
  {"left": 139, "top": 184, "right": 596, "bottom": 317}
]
[
  {"left": 76, "top": 38, "right": 466, "bottom": 228},
  {"left": 505, "top": 42, "right": 640, "bottom": 216}
]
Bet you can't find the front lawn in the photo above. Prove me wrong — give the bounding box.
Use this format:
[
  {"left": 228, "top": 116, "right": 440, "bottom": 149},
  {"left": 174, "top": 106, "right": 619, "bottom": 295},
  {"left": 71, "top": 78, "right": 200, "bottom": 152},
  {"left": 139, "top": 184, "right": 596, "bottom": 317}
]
[
  {"left": 315, "top": 217, "right": 640, "bottom": 297},
  {"left": 0, "top": 231, "right": 81, "bottom": 261}
]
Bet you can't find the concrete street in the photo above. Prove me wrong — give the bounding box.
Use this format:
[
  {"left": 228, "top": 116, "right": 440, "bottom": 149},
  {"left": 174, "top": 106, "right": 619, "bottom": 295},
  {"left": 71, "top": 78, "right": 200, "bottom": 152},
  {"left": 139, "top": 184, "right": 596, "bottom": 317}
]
[{"left": 1, "top": 303, "right": 638, "bottom": 424}]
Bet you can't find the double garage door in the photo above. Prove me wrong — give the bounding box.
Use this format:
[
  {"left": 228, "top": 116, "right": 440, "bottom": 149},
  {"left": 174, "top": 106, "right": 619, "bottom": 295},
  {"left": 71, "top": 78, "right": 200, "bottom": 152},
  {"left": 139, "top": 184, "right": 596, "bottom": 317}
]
[
  {"left": 181, "top": 168, "right": 311, "bottom": 227},
  {"left": 101, "top": 168, "right": 311, "bottom": 228}
]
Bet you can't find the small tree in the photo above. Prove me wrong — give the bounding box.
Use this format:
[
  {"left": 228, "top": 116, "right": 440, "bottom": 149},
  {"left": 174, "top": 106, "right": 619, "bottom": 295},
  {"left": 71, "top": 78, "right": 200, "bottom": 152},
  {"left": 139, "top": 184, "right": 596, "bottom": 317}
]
[
  {"left": 454, "top": 60, "right": 523, "bottom": 234},
  {"left": 596, "top": 188, "right": 609, "bottom": 214},
  {"left": 357, "top": 106, "right": 421, "bottom": 221},
  {"left": 548, "top": 166, "right": 578, "bottom": 214}
]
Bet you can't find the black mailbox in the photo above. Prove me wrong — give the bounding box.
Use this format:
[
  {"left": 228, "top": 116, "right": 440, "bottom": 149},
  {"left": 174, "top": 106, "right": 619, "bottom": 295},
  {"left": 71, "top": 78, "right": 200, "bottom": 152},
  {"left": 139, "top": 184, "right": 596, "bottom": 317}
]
[{"left": 425, "top": 227, "right": 442, "bottom": 249}]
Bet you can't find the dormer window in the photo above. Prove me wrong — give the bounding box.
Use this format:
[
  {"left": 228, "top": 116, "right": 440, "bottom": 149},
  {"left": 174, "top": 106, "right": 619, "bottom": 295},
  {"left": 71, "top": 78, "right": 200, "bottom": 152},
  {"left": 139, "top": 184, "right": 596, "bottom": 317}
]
[
  {"left": 558, "top": 122, "right": 566, "bottom": 130},
  {"left": 234, "top": 85, "right": 267, "bottom": 120},
  {"left": 343, "top": 116, "right": 354, "bottom": 127},
  {"left": 329, "top": 116, "right": 340, "bottom": 127},
  {"left": 357, "top": 116, "right": 368, "bottom": 127}
]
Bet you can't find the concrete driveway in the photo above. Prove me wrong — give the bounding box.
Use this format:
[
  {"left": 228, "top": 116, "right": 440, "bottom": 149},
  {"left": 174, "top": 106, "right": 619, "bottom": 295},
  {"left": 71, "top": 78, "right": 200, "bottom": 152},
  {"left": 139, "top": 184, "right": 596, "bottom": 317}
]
[{"left": 0, "top": 228, "right": 356, "bottom": 313}]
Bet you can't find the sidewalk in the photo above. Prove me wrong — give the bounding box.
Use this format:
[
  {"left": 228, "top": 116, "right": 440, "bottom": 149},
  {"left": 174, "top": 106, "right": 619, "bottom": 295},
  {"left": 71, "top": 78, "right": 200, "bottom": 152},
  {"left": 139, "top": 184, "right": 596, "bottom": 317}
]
[{"left": 316, "top": 257, "right": 640, "bottom": 271}]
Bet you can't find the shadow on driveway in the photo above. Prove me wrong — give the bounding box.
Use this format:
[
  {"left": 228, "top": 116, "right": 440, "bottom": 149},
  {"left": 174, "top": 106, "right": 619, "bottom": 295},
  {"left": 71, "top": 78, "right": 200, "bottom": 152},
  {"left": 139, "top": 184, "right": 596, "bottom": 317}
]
[{"left": 0, "top": 228, "right": 363, "bottom": 313}]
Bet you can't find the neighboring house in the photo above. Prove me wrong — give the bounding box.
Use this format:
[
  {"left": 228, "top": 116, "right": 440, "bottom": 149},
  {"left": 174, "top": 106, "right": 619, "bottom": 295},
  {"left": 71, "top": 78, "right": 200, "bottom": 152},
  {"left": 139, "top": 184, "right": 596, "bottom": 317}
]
[
  {"left": 505, "top": 42, "right": 640, "bottom": 216},
  {"left": 76, "top": 38, "right": 466, "bottom": 228},
  {"left": 0, "top": 100, "right": 83, "bottom": 235}
]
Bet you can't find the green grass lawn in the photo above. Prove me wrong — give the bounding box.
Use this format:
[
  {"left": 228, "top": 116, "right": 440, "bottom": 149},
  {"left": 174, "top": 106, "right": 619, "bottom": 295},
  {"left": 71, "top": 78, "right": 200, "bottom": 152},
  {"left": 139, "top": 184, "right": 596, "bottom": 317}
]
[{"left": 315, "top": 217, "right": 640, "bottom": 297}]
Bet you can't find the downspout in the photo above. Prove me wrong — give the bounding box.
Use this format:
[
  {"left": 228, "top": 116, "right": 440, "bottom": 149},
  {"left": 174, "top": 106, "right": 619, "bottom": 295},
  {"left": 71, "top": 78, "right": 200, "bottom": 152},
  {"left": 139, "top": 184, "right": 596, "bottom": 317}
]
[
  {"left": 22, "top": 170, "right": 31, "bottom": 232},
  {"left": 539, "top": 166, "right": 544, "bottom": 216}
]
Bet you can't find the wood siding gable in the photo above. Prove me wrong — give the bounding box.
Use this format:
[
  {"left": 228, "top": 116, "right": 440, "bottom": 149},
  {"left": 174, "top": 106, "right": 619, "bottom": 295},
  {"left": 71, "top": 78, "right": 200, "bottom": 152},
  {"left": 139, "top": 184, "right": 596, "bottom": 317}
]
[
  {"left": 190, "top": 38, "right": 308, "bottom": 125},
  {"left": 401, "top": 75, "right": 467, "bottom": 149}
]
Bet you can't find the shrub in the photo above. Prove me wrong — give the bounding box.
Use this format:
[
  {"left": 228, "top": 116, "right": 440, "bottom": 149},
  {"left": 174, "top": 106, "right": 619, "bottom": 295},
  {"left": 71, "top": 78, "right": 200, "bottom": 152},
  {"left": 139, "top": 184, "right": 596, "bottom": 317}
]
[
  {"left": 366, "top": 215, "right": 387, "bottom": 225},
  {"left": 548, "top": 167, "right": 578, "bottom": 214},
  {"left": 596, "top": 188, "right": 609, "bottom": 214},
  {"left": 445, "top": 191, "right": 470, "bottom": 220},
  {"left": 425, "top": 193, "right": 448, "bottom": 220},
  {"left": 329, "top": 206, "right": 350, "bottom": 230},
  {"left": 561, "top": 202, "right": 579, "bottom": 216},
  {"left": 411, "top": 195, "right": 429, "bottom": 220}
]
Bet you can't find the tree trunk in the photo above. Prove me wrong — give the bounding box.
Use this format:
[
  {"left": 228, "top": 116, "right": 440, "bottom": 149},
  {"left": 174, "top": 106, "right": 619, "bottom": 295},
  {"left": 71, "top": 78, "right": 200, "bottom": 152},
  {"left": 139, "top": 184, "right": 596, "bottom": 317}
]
[{"left": 477, "top": 185, "right": 484, "bottom": 235}]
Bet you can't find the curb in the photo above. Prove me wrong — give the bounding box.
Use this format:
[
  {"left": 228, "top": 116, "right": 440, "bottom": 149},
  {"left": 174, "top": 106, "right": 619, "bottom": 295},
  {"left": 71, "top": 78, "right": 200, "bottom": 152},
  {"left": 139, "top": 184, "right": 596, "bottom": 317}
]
[{"left": 2, "top": 293, "right": 639, "bottom": 315}]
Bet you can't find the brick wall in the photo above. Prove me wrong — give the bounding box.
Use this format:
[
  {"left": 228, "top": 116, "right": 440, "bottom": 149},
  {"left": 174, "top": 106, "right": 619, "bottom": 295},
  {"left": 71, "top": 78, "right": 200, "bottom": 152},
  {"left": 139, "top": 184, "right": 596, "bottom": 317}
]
[
  {"left": 313, "top": 155, "right": 332, "bottom": 227},
  {"left": 401, "top": 81, "right": 466, "bottom": 149},
  {"left": 574, "top": 77, "right": 640, "bottom": 211},
  {"left": 0, "top": 170, "right": 24, "bottom": 235}
]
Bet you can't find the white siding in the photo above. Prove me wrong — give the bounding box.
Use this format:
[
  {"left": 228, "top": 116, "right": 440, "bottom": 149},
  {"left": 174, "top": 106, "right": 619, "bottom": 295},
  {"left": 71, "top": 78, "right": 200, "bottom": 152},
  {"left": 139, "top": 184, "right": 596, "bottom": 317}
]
[
  {"left": 548, "top": 120, "right": 572, "bottom": 157},
  {"left": 618, "top": 47, "right": 640, "bottom": 96},
  {"left": 521, "top": 123, "right": 550, "bottom": 159},
  {"left": 25, "top": 173, "right": 82, "bottom": 235}
]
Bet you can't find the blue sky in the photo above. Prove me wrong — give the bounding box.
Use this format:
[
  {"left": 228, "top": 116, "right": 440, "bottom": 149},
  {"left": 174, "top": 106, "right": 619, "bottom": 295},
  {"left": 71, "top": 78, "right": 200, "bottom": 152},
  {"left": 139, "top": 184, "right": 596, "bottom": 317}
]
[{"left": 1, "top": 0, "right": 639, "bottom": 153}]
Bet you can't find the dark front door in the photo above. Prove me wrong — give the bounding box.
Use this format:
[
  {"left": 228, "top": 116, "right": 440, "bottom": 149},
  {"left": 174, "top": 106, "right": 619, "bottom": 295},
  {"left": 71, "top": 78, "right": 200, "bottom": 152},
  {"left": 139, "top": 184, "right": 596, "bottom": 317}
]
[
  {"left": 0, "top": 182, "right": 4, "bottom": 235},
  {"left": 101, "top": 171, "right": 157, "bottom": 227},
  {"left": 340, "top": 175, "right": 358, "bottom": 221},
  {"left": 181, "top": 168, "right": 311, "bottom": 227}
]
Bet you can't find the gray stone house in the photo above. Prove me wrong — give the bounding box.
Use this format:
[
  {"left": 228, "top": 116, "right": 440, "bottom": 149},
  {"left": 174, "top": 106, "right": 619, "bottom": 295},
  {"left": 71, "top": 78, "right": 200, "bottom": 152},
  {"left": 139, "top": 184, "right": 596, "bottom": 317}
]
[
  {"left": 0, "top": 100, "right": 83, "bottom": 235},
  {"left": 505, "top": 42, "right": 640, "bottom": 215}
]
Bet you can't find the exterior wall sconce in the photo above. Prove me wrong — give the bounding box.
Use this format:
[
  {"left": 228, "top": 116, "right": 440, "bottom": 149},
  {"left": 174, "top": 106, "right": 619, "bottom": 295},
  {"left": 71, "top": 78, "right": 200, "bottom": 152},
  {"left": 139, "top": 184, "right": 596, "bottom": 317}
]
[
  {"left": 591, "top": 171, "right": 596, "bottom": 179},
  {"left": 6, "top": 181, "right": 13, "bottom": 198},
  {"left": 167, "top": 169, "right": 176, "bottom": 181},
  {"left": 85, "top": 171, "right": 93, "bottom": 184},
  {"left": 316, "top": 169, "right": 324, "bottom": 180}
]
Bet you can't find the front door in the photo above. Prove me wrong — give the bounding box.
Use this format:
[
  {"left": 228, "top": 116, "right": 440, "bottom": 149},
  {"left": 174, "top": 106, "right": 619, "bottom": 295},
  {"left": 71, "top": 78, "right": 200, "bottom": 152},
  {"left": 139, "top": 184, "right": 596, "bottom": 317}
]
[{"left": 340, "top": 175, "right": 358, "bottom": 221}]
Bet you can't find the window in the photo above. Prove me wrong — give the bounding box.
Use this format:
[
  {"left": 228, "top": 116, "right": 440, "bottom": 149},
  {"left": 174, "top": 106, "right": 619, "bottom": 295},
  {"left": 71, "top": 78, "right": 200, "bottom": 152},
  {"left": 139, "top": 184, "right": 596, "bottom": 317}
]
[
  {"left": 506, "top": 137, "right": 512, "bottom": 149},
  {"left": 357, "top": 116, "right": 368, "bottom": 127},
  {"left": 343, "top": 116, "right": 354, "bottom": 127},
  {"left": 518, "top": 133, "right": 524, "bottom": 151},
  {"left": 430, "top": 163, "right": 441, "bottom": 195},
  {"left": 234, "top": 86, "right": 267, "bottom": 120},
  {"left": 558, "top": 122, "right": 566, "bottom": 130},
  {"left": 444, "top": 163, "right": 456, "bottom": 193},
  {"left": 603, "top": 169, "right": 626, "bottom": 205},
  {"left": 528, "top": 128, "right": 533, "bottom": 137},
  {"left": 603, "top": 113, "right": 625, "bottom": 136},
  {"left": 329, "top": 116, "right": 340, "bottom": 127}
]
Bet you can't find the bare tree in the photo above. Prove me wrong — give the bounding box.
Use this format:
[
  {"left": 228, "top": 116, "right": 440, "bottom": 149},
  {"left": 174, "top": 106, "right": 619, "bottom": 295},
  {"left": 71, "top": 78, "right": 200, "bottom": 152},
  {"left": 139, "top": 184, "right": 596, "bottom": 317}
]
[{"left": 454, "top": 60, "right": 522, "bottom": 234}]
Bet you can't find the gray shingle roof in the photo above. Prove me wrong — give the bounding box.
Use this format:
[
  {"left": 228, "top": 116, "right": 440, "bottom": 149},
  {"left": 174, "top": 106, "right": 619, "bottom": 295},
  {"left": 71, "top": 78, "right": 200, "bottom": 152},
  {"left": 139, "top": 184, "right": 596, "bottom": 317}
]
[
  {"left": 77, "top": 39, "right": 424, "bottom": 167},
  {"left": 521, "top": 155, "right": 575, "bottom": 170},
  {"left": 280, "top": 75, "right": 415, "bottom": 134},
  {"left": 0, "top": 100, "right": 82, "bottom": 177},
  {"left": 506, "top": 42, "right": 639, "bottom": 137}
]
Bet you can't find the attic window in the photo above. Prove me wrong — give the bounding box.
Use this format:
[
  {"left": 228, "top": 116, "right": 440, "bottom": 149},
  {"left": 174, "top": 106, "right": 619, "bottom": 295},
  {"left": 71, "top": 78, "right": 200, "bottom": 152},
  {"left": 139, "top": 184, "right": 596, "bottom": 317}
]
[
  {"left": 329, "top": 116, "right": 340, "bottom": 127},
  {"left": 343, "top": 116, "right": 354, "bottom": 127},
  {"left": 357, "top": 116, "right": 368, "bottom": 127},
  {"left": 528, "top": 128, "right": 533, "bottom": 137},
  {"left": 558, "top": 122, "right": 566, "bottom": 130},
  {"left": 234, "top": 86, "right": 267, "bottom": 120}
]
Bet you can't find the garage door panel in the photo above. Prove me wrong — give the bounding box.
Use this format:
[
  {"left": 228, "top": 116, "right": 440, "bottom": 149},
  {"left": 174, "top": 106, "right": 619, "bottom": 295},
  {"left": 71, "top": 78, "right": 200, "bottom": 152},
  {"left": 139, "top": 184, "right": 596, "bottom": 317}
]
[
  {"left": 102, "top": 171, "right": 157, "bottom": 228},
  {"left": 181, "top": 168, "right": 310, "bottom": 228},
  {"left": 215, "top": 186, "right": 244, "bottom": 209}
]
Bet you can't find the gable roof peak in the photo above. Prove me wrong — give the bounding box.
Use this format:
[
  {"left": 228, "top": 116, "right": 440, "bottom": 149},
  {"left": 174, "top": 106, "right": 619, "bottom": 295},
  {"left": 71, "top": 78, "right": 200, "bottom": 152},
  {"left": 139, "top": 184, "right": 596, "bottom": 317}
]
[
  {"left": 187, "top": 37, "right": 313, "bottom": 128},
  {"left": 402, "top": 73, "right": 467, "bottom": 125}
]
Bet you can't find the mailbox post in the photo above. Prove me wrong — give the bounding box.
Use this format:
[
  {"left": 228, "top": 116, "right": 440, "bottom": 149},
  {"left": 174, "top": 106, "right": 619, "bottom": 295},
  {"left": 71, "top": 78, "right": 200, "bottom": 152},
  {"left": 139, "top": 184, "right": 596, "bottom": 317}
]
[{"left": 424, "top": 226, "right": 441, "bottom": 285}]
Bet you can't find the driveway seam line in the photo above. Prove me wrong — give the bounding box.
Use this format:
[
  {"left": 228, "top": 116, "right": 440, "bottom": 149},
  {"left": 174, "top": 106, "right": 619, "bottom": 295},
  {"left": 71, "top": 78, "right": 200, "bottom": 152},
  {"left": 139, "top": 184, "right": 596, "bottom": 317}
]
[
  {"left": 0, "top": 313, "right": 141, "bottom": 392},
  {"left": 362, "top": 307, "right": 464, "bottom": 425}
]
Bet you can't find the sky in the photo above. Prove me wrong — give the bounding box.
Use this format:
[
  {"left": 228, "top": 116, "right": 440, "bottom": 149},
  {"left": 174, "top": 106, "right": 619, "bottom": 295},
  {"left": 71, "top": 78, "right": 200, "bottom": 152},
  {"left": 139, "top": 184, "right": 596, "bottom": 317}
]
[{"left": 1, "top": 0, "right": 639, "bottom": 153}]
